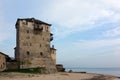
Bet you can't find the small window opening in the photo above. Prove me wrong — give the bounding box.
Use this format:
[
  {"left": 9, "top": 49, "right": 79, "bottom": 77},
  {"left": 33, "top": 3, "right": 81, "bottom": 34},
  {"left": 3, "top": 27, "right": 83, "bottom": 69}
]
[
  {"left": 47, "top": 27, "right": 48, "bottom": 31},
  {"left": 3, "top": 62, "right": 5, "bottom": 65},
  {"left": 27, "top": 30, "right": 29, "bottom": 33},
  {"left": 27, "top": 51, "right": 30, "bottom": 55},
  {"left": 40, "top": 44, "right": 41, "bottom": 47},
  {"left": 40, "top": 52, "right": 43, "bottom": 56}
]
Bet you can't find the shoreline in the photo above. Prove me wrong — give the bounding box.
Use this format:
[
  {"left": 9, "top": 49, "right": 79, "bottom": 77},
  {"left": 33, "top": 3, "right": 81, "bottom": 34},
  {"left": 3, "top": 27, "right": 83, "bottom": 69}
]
[
  {"left": 71, "top": 72, "right": 120, "bottom": 80},
  {"left": 0, "top": 72, "right": 119, "bottom": 80}
]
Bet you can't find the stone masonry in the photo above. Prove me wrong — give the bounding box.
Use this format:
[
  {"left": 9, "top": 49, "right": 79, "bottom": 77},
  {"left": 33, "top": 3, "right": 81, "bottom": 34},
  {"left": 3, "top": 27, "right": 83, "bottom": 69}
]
[
  {"left": 0, "top": 52, "right": 6, "bottom": 71},
  {"left": 15, "top": 18, "right": 57, "bottom": 73}
]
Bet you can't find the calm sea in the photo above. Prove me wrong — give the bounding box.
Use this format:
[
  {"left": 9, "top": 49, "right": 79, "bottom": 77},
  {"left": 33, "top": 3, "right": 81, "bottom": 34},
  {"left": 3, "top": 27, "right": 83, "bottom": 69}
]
[{"left": 66, "top": 68, "right": 120, "bottom": 77}]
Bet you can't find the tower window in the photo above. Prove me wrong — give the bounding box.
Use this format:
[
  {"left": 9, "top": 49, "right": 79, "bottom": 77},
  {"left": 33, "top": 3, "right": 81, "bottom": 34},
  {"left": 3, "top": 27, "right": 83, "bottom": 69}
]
[
  {"left": 46, "top": 27, "right": 48, "bottom": 32},
  {"left": 27, "top": 51, "right": 30, "bottom": 55},
  {"left": 40, "top": 52, "right": 43, "bottom": 56},
  {"left": 40, "top": 44, "right": 41, "bottom": 47},
  {"left": 3, "top": 62, "right": 5, "bottom": 65},
  {"left": 27, "top": 30, "right": 29, "bottom": 33}
]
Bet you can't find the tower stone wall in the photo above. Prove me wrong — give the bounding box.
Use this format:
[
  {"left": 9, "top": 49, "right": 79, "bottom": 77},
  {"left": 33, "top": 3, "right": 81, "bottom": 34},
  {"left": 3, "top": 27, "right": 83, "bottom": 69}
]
[
  {"left": 15, "top": 18, "right": 57, "bottom": 73},
  {"left": 50, "top": 45, "right": 56, "bottom": 64}
]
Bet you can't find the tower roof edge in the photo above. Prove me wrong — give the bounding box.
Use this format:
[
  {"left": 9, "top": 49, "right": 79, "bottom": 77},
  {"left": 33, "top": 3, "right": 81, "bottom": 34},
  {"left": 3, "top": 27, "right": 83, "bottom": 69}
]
[{"left": 16, "top": 18, "right": 51, "bottom": 26}]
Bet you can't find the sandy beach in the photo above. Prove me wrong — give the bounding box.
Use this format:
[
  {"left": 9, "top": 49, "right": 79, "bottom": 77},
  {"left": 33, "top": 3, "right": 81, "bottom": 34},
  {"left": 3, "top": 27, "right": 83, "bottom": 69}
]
[{"left": 0, "top": 72, "right": 119, "bottom": 80}]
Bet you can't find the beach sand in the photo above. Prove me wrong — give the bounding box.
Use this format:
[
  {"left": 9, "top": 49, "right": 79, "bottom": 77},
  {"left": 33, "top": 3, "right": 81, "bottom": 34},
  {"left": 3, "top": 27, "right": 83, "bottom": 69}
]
[{"left": 0, "top": 72, "right": 119, "bottom": 80}]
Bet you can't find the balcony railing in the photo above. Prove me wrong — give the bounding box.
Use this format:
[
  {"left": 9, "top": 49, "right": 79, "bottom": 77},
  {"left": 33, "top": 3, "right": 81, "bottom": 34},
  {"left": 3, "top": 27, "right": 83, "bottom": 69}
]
[
  {"left": 50, "top": 33, "right": 53, "bottom": 41},
  {"left": 50, "top": 37, "right": 53, "bottom": 41},
  {"left": 34, "top": 26, "right": 43, "bottom": 31},
  {"left": 50, "top": 33, "right": 53, "bottom": 36}
]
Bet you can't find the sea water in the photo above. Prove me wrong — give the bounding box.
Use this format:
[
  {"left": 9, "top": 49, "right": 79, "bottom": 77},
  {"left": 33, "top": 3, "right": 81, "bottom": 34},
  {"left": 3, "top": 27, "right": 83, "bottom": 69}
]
[{"left": 66, "top": 68, "right": 120, "bottom": 77}]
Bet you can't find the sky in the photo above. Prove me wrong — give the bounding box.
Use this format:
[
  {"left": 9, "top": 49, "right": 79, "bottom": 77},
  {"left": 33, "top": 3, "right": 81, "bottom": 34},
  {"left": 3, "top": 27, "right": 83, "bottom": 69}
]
[{"left": 0, "top": 0, "right": 120, "bottom": 68}]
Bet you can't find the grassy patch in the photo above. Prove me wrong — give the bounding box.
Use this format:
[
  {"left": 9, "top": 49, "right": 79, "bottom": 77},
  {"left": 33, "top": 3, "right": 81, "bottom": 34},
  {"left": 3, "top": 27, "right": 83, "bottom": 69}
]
[{"left": 3, "top": 68, "right": 41, "bottom": 74}]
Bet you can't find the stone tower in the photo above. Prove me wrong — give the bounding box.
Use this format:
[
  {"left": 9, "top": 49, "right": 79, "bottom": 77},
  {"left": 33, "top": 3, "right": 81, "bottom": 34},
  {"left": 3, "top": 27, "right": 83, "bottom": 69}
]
[
  {"left": 15, "top": 18, "right": 57, "bottom": 73},
  {"left": 50, "top": 45, "right": 56, "bottom": 64}
]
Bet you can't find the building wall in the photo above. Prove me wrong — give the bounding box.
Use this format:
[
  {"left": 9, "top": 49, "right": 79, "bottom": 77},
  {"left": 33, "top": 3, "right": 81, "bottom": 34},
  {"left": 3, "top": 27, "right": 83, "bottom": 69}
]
[
  {"left": 50, "top": 46, "right": 56, "bottom": 64},
  {"left": 56, "top": 64, "right": 65, "bottom": 72},
  {"left": 6, "top": 62, "right": 18, "bottom": 70},
  {"left": 0, "top": 53, "right": 6, "bottom": 71},
  {"left": 15, "top": 18, "right": 57, "bottom": 73}
]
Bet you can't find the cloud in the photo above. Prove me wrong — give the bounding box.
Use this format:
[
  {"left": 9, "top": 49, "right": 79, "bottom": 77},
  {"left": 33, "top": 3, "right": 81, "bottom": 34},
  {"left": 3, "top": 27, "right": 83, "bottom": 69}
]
[
  {"left": 1, "top": 0, "right": 120, "bottom": 39},
  {"left": 46, "top": 0, "right": 111, "bottom": 27},
  {"left": 0, "top": 15, "right": 11, "bottom": 43},
  {"left": 0, "top": 10, "right": 8, "bottom": 42},
  {"left": 0, "top": 21, "right": 15, "bottom": 57},
  {"left": 102, "top": 0, "right": 120, "bottom": 8},
  {"left": 112, "top": 47, "right": 120, "bottom": 58},
  {"left": 57, "top": 38, "right": 120, "bottom": 61},
  {"left": 38, "top": 0, "right": 120, "bottom": 38},
  {"left": 58, "top": 38, "right": 120, "bottom": 67},
  {"left": 103, "top": 27, "right": 120, "bottom": 37},
  {"left": 73, "top": 38, "right": 120, "bottom": 50}
]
